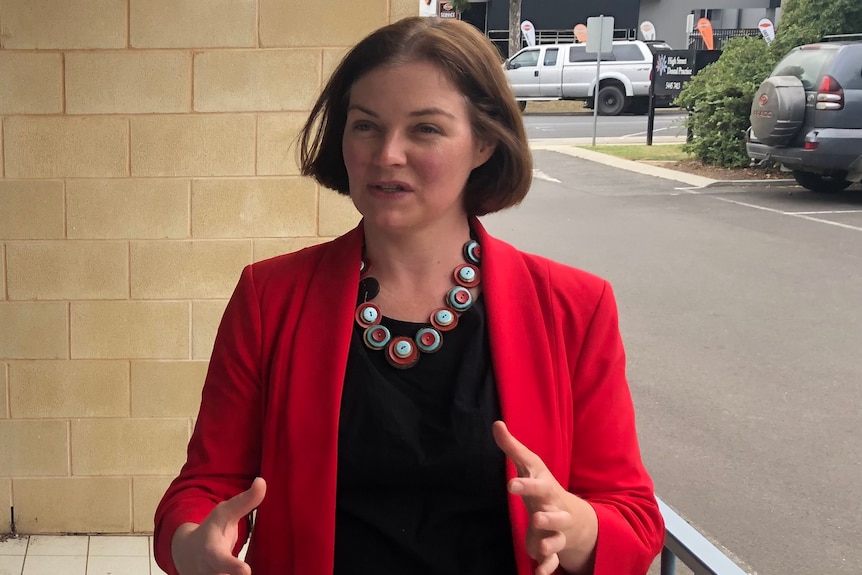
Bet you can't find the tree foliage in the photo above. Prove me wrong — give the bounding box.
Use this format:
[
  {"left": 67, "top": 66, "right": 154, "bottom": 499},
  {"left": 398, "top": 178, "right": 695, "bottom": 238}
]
[
  {"left": 449, "top": 0, "right": 471, "bottom": 14},
  {"left": 770, "top": 0, "right": 862, "bottom": 56},
  {"left": 677, "top": 0, "right": 862, "bottom": 167},
  {"left": 676, "top": 37, "right": 778, "bottom": 166}
]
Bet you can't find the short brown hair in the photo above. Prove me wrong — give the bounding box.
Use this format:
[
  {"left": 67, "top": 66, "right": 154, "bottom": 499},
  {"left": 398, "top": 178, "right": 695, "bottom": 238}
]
[{"left": 299, "top": 17, "right": 532, "bottom": 216}]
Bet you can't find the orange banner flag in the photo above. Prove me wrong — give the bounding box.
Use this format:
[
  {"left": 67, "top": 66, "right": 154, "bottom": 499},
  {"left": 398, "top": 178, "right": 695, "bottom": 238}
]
[{"left": 697, "top": 17, "right": 714, "bottom": 50}]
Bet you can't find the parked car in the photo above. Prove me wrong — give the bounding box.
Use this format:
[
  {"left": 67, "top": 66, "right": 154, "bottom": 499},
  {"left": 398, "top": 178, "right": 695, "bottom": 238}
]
[
  {"left": 503, "top": 40, "right": 673, "bottom": 115},
  {"left": 746, "top": 34, "right": 862, "bottom": 192}
]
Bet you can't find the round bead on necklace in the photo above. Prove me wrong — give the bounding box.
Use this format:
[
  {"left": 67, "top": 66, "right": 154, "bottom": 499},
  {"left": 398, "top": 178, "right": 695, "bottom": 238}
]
[{"left": 355, "top": 239, "right": 481, "bottom": 369}]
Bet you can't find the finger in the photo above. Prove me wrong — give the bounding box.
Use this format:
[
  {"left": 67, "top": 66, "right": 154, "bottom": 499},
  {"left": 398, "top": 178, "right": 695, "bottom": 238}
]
[
  {"left": 492, "top": 421, "right": 545, "bottom": 478},
  {"left": 535, "top": 552, "right": 560, "bottom": 575},
  {"left": 532, "top": 510, "right": 574, "bottom": 533},
  {"left": 527, "top": 528, "right": 566, "bottom": 558},
  {"left": 216, "top": 477, "right": 267, "bottom": 524},
  {"left": 206, "top": 552, "right": 252, "bottom": 575},
  {"left": 508, "top": 477, "right": 555, "bottom": 503}
]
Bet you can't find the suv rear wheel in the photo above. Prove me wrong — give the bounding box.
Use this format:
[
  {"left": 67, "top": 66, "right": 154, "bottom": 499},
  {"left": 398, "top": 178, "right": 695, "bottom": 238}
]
[
  {"left": 792, "top": 170, "right": 852, "bottom": 193},
  {"left": 597, "top": 85, "right": 625, "bottom": 116}
]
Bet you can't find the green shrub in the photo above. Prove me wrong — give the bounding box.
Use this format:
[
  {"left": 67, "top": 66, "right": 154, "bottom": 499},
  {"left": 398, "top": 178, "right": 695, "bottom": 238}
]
[
  {"left": 770, "top": 0, "right": 862, "bottom": 57},
  {"left": 675, "top": 0, "right": 862, "bottom": 168},
  {"left": 675, "top": 37, "right": 777, "bottom": 167}
]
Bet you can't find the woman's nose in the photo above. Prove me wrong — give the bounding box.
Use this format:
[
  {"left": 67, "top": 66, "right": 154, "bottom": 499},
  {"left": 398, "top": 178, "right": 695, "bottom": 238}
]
[{"left": 375, "top": 133, "right": 407, "bottom": 166}]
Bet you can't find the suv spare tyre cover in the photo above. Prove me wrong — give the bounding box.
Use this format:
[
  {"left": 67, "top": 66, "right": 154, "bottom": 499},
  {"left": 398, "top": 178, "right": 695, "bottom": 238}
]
[{"left": 750, "top": 76, "right": 806, "bottom": 146}]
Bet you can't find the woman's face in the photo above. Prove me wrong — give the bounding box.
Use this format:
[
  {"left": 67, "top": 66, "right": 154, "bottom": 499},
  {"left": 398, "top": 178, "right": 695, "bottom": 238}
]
[{"left": 342, "top": 61, "right": 494, "bottom": 235}]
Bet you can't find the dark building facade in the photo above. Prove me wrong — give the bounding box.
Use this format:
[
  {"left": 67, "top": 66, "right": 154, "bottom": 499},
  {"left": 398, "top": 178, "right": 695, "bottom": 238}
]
[
  {"left": 458, "top": 0, "right": 781, "bottom": 52},
  {"left": 459, "top": 0, "right": 643, "bottom": 56}
]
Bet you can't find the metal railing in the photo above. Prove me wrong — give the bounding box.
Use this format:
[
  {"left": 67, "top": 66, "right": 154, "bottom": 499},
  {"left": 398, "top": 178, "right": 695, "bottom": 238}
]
[
  {"left": 487, "top": 27, "right": 637, "bottom": 56},
  {"left": 658, "top": 497, "right": 749, "bottom": 575},
  {"left": 687, "top": 28, "right": 760, "bottom": 50}
]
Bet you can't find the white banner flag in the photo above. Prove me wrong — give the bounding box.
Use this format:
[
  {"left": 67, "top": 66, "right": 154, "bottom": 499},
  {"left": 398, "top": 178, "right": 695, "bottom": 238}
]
[
  {"left": 639, "top": 21, "right": 656, "bottom": 41},
  {"left": 758, "top": 18, "right": 775, "bottom": 44},
  {"left": 419, "top": 0, "right": 438, "bottom": 18},
  {"left": 521, "top": 20, "right": 536, "bottom": 47}
]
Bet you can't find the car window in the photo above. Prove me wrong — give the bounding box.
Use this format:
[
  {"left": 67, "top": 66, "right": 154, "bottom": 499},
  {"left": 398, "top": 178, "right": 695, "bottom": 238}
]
[
  {"left": 612, "top": 44, "right": 643, "bottom": 61},
  {"left": 543, "top": 48, "right": 559, "bottom": 66},
  {"left": 510, "top": 49, "right": 540, "bottom": 68},
  {"left": 568, "top": 45, "right": 613, "bottom": 63},
  {"left": 646, "top": 42, "right": 673, "bottom": 53},
  {"left": 772, "top": 47, "right": 836, "bottom": 90}
]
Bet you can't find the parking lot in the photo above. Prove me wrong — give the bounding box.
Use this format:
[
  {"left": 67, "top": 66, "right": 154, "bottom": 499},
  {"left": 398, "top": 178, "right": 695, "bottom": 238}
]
[{"left": 484, "top": 149, "right": 862, "bottom": 575}]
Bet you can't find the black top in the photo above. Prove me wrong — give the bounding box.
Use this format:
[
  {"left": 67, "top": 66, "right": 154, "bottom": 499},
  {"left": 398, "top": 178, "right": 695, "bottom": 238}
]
[{"left": 334, "top": 297, "right": 518, "bottom": 575}]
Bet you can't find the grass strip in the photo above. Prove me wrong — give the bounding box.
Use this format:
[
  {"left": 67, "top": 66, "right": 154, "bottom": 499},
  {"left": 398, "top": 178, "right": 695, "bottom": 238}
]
[{"left": 581, "top": 143, "right": 691, "bottom": 161}]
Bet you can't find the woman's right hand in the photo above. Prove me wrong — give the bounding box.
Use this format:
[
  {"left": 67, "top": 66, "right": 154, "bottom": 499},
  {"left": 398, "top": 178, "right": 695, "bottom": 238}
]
[{"left": 171, "top": 477, "right": 267, "bottom": 575}]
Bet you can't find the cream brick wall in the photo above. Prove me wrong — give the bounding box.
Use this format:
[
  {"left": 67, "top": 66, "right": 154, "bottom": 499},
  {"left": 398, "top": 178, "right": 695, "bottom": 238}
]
[{"left": 1, "top": 0, "right": 415, "bottom": 535}]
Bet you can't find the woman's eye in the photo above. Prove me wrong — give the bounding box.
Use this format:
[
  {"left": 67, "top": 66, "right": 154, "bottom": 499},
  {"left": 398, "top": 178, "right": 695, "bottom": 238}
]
[
  {"left": 417, "top": 125, "right": 441, "bottom": 135},
  {"left": 352, "top": 121, "right": 374, "bottom": 132}
]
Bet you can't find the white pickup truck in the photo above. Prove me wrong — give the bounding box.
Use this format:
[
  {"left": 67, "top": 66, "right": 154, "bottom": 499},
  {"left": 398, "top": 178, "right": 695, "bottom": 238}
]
[{"left": 503, "top": 40, "right": 673, "bottom": 115}]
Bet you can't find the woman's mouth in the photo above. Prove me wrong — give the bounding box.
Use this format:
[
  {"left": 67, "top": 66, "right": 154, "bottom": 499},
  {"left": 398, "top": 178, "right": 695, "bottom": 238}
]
[{"left": 371, "top": 182, "right": 412, "bottom": 193}]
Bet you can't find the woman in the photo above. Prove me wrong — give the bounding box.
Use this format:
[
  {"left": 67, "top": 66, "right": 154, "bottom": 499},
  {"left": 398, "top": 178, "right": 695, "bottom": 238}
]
[{"left": 154, "top": 16, "right": 664, "bottom": 575}]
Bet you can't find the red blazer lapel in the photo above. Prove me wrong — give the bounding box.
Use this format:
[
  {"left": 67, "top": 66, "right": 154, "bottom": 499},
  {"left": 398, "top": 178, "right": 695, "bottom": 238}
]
[
  {"left": 475, "top": 218, "right": 570, "bottom": 575},
  {"left": 283, "top": 224, "right": 363, "bottom": 575}
]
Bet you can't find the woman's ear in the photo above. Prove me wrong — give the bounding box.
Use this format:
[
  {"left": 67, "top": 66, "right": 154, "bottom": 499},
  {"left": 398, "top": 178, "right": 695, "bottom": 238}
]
[{"left": 472, "top": 139, "right": 497, "bottom": 169}]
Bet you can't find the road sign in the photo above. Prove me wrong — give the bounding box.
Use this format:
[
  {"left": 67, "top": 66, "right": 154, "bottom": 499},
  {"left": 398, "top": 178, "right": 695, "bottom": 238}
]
[{"left": 586, "top": 16, "right": 613, "bottom": 54}]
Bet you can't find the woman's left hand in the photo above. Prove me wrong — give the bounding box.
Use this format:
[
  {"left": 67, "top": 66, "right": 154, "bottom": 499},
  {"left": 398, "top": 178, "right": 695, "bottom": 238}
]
[{"left": 492, "top": 421, "right": 598, "bottom": 575}]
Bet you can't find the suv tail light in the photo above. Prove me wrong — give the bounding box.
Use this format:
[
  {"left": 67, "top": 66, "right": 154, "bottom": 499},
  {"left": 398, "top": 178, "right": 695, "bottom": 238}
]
[{"left": 816, "top": 75, "right": 844, "bottom": 110}]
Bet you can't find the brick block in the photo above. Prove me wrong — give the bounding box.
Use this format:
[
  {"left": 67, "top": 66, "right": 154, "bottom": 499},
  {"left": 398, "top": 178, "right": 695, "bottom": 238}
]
[
  {"left": 9, "top": 360, "right": 129, "bottom": 418},
  {"left": 0, "top": 53, "right": 63, "bottom": 114},
  {"left": 130, "top": 240, "right": 251, "bottom": 299},
  {"left": 67, "top": 179, "right": 190, "bottom": 240},
  {"left": 71, "top": 419, "right": 188, "bottom": 475},
  {"left": 66, "top": 52, "right": 191, "bottom": 114},
  {"left": 6, "top": 241, "right": 128, "bottom": 300},
  {"left": 133, "top": 476, "right": 173, "bottom": 533},
  {"left": 1, "top": 363, "right": 7, "bottom": 418},
  {"left": 130, "top": 0, "right": 256, "bottom": 48},
  {"left": 391, "top": 0, "right": 419, "bottom": 20},
  {"left": 0, "top": 479, "right": 10, "bottom": 529},
  {"left": 0, "top": 303, "right": 67, "bottom": 359},
  {"left": 192, "top": 178, "right": 317, "bottom": 238},
  {"left": 4, "top": 117, "right": 128, "bottom": 178},
  {"left": 319, "top": 189, "right": 361, "bottom": 237},
  {"left": 322, "top": 49, "right": 349, "bottom": 84},
  {"left": 0, "top": 0, "right": 126, "bottom": 49},
  {"left": 257, "top": 113, "right": 307, "bottom": 176},
  {"left": 0, "top": 420, "right": 68, "bottom": 476},
  {"left": 260, "top": 0, "right": 388, "bottom": 47},
  {"left": 131, "top": 361, "right": 207, "bottom": 418},
  {"left": 0, "top": 181, "right": 65, "bottom": 240},
  {"left": 192, "top": 300, "right": 228, "bottom": 360},
  {"left": 131, "top": 115, "right": 255, "bottom": 177},
  {"left": 253, "top": 237, "right": 329, "bottom": 263},
  {"left": 71, "top": 301, "right": 189, "bottom": 359},
  {"left": 195, "top": 50, "right": 320, "bottom": 112},
  {"left": 13, "top": 478, "right": 131, "bottom": 533}
]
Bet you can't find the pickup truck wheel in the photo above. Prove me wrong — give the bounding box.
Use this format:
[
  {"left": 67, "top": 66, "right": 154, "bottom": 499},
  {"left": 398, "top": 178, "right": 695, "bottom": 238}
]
[
  {"left": 792, "top": 170, "right": 852, "bottom": 193},
  {"left": 597, "top": 85, "right": 625, "bottom": 116},
  {"left": 517, "top": 100, "right": 527, "bottom": 112}
]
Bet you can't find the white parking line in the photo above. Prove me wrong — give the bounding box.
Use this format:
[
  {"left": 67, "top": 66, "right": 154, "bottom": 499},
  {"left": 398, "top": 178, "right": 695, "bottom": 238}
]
[
  {"left": 532, "top": 169, "right": 562, "bottom": 183},
  {"left": 786, "top": 210, "right": 862, "bottom": 215},
  {"left": 713, "top": 197, "right": 862, "bottom": 232},
  {"left": 623, "top": 126, "right": 670, "bottom": 138}
]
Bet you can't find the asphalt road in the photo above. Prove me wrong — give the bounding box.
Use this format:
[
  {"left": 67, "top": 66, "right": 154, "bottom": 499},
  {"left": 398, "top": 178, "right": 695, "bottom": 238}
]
[
  {"left": 482, "top": 150, "right": 862, "bottom": 575},
  {"left": 523, "top": 110, "right": 688, "bottom": 140}
]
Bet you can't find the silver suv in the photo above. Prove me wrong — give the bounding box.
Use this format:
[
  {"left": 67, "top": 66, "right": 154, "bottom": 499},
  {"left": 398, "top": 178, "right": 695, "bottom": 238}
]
[{"left": 746, "top": 35, "right": 862, "bottom": 192}]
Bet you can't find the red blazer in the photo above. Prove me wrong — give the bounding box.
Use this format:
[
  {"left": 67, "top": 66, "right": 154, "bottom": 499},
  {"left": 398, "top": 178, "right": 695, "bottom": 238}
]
[{"left": 154, "top": 219, "right": 664, "bottom": 575}]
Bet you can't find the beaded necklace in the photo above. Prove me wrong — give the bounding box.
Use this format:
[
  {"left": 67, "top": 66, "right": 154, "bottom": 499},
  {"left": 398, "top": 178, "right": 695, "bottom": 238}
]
[{"left": 355, "top": 239, "right": 482, "bottom": 369}]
